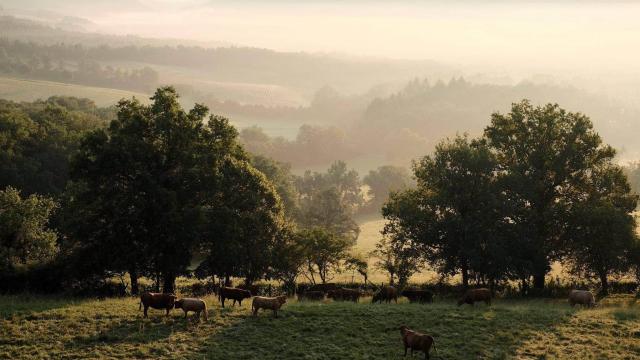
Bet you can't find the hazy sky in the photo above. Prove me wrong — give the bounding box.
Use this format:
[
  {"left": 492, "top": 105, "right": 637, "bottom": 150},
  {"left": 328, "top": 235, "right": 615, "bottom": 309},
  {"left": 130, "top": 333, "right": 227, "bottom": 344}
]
[{"left": 6, "top": 1, "right": 640, "bottom": 74}]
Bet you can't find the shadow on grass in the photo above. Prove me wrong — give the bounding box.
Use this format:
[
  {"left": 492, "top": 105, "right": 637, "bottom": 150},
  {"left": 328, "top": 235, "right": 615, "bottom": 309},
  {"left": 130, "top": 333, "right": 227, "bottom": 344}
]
[
  {"left": 0, "top": 295, "right": 87, "bottom": 319},
  {"left": 188, "top": 299, "right": 578, "bottom": 360}
]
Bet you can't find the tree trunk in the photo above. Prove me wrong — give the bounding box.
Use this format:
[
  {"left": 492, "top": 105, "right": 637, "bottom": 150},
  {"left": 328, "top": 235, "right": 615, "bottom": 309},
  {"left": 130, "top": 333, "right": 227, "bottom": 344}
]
[
  {"left": 154, "top": 272, "right": 161, "bottom": 292},
  {"left": 599, "top": 271, "right": 609, "bottom": 296},
  {"left": 163, "top": 272, "right": 176, "bottom": 294},
  {"left": 461, "top": 263, "right": 469, "bottom": 289},
  {"left": 129, "top": 267, "right": 139, "bottom": 295},
  {"left": 533, "top": 270, "right": 546, "bottom": 290},
  {"left": 521, "top": 277, "right": 529, "bottom": 297}
]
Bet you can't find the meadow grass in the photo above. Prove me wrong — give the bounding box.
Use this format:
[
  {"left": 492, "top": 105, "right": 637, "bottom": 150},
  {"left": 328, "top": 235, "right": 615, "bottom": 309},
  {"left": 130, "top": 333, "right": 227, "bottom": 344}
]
[
  {"left": 0, "top": 76, "right": 149, "bottom": 106},
  {"left": 1, "top": 294, "right": 639, "bottom": 359}
]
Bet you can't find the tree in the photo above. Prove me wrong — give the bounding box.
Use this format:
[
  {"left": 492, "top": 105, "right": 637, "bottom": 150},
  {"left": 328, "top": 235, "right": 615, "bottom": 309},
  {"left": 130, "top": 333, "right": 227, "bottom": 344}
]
[
  {"left": 565, "top": 165, "right": 638, "bottom": 295},
  {"left": 371, "top": 236, "right": 422, "bottom": 288},
  {"left": 345, "top": 253, "right": 369, "bottom": 284},
  {"left": 363, "top": 165, "right": 413, "bottom": 212},
  {"left": 270, "top": 226, "right": 306, "bottom": 294},
  {"left": 383, "top": 135, "right": 503, "bottom": 288},
  {"left": 0, "top": 97, "right": 107, "bottom": 196},
  {"left": 299, "top": 227, "right": 352, "bottom": 285},
  {"left": 69, "top": 87, "right": 264, "bottom": 293},
  {"left": 484, "top": 100, "right": 616, "bottom": 289},
  {"left": 0, "top": 186, "right": 57, "bottom": 272},
  {"left": 200, "top": 157, "right": 286, "bottom": 286},
  {"left": 296, "top": 161, "right": 362, "bottom": 243},
  {"left": 250, "top": 154, "right": 299, "bottom": 220}
]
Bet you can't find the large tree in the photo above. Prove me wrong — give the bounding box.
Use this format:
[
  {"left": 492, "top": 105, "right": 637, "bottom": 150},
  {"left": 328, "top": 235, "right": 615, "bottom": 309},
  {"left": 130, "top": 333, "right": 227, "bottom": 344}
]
[
  {"left": 200, "top": 157, "right": 286, "bottom": 286},
  {"left": 68, "top": 87, "right": 273, "bottom": 293},
  {"left": 484, "top": 100, "right": 616, "bottom": 289},
  {"left": 383, "top": 135, "right": 504, "bottom": 288},
  {"left": 565, "top": 165, "right": 638, "bottom": 295}
]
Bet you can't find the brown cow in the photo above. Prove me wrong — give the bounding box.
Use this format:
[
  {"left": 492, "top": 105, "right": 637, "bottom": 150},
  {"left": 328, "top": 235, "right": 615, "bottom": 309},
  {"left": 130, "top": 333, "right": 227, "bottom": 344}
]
[
  {"left": 458, "top": 288, "right": 491, "bottom": 306},
  {"left": 174, "top": 298, "right": 208, "bottom": 321},
  {"left": 401, "top": 289, "right": 434, "bottom": 304},
  {"left": 139, "top": 292, "right": 177, "bottom": 318},
  {"left": 568, "top": 290, "right": 596, "bottom": 307},
  {"left": 252, "top": 295, "right": 287, "bottom": 318},
  {"left": 219, "top": 287, "right": 252, "bottom": 308},
  {"left": 298, "top": 290, "right": 325, "bottom": 301},
  {"left": 399, "top": 325, "right": 436, "bottom": 360},
  {"left": 372, "top": 286, "right": 398, "bottom": 304},
  {"left": 327, "top": 288, "right": 361, "bottom": 302}
]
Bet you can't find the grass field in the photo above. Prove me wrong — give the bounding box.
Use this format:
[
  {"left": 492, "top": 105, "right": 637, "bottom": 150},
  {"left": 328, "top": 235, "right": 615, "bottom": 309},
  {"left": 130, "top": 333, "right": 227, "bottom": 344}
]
[
  {"left": 0, "top": 77, "right": 149, "bottom": 106},
  {"left": 1, "top": 294, "right": 639, "bottom": 359}
]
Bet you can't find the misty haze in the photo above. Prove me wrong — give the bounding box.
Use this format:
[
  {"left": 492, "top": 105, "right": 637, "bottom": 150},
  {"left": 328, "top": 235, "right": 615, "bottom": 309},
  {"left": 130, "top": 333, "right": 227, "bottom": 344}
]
[{"left": 1, "top": 1, "right": 640, "bottom": 359}]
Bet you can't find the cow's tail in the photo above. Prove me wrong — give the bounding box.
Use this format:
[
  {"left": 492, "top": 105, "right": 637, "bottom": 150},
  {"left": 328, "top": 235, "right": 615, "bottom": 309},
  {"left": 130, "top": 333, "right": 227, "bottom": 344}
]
[{"left": 138, "top": 300, "right": 142, "bottom": 311}]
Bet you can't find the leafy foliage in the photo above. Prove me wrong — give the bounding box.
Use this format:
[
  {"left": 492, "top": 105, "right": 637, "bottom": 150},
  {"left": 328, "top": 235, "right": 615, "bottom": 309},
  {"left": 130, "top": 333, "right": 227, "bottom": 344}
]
[{"left": 0, "top": 186, "right": 57, "bottom": 271}]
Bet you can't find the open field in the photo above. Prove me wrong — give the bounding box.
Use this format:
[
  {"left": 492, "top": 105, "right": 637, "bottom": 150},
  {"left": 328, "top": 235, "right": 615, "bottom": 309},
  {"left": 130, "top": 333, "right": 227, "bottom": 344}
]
[
  {"left": 0, "top": 77, "right": 149, "bottom": 107},
  {"left": 1, "top": 294, "right": 639, "bottom": 359}
]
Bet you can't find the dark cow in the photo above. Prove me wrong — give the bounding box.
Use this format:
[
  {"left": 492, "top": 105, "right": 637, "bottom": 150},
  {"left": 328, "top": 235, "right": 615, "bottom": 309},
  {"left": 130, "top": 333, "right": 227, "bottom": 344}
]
[
  {"left": 399, "top": 325, "right": 436, "bottom": 360},
  {"left": 308, "top": 283, "right": 339, "bottom": 293},
  {"left": 219, "top": 287, "right": 252, "bottom": 308},
  {"left": 372, "top": 286, "right": 398, "bottom": 304},
  {"left": 401, "top": 289, "right": 434, "bottom": 304},
  {"left": 327, "top": 288, "right": 361, "bottom": 302},
  {"left": 458, "top": 288, "right": 491, "bottom": 306},
  {"left": 139, "top": 292, "right": 177, "bottom": 318},
  {"left": 298, "top": 290, "right": 325, "bottom": 301}
]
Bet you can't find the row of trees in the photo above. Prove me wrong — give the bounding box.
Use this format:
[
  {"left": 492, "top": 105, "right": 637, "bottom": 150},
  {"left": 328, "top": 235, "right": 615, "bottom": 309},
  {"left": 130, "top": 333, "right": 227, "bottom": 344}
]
[
  {"left": 382, "top": 100, "right": 639, "bottom": 295},
  {"left": 0, "top": 89, "right": 412, "bottom": 295},
  {"left": 0, "top": 39, "right": 159, "bottom": 93}
]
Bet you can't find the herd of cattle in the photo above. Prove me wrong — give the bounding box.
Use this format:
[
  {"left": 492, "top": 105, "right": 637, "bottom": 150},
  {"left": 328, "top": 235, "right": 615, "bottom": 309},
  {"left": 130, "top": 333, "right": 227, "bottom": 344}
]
[{"left": 138, "top": 286, "right": 597, "bottom": 359}]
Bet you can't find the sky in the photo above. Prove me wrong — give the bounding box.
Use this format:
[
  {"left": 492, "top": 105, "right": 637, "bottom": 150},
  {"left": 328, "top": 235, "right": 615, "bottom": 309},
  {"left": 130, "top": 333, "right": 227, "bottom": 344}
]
[{"left": 5, "top": 1, "right": 640, "bottom": 75}]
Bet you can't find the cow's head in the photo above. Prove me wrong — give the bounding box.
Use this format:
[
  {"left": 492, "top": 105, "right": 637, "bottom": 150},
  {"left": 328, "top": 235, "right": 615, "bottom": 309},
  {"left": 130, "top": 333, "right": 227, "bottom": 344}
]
[{"left": 174, "top": 299, "right": 184, "bottom": 309}]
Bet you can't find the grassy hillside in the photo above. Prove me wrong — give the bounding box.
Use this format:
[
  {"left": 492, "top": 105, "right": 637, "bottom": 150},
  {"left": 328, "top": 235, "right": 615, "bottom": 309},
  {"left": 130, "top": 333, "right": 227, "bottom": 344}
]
[
  {"left": 0, "top": 77, "right": 148, "bottom": 106},
  {"left": 1, "top": 294, "right": 638, "bottom": 359}
]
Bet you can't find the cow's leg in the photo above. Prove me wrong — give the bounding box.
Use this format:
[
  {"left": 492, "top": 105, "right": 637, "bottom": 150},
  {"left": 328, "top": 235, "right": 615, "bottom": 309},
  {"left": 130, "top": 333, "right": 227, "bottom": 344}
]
[
  {"left": 404, "top": 346, "right": 408, "bottom": 357},
  {"left": 221, "top": 297, "right": 225, "bottom": 308},
  {"left": 144, "top": 306, "right": 149, "bottom": 318},
  {"left": 166, "top": 308, "right": 170, "bottom": 316},
  {"left": 238, "top": 299, "right": 242, "bottom": 306},
  {"left": 425, "top": 350, "right": 429, "bottom": 360},
  {"left": 184, "top": 310, "right": 188, "bottom": 319}
]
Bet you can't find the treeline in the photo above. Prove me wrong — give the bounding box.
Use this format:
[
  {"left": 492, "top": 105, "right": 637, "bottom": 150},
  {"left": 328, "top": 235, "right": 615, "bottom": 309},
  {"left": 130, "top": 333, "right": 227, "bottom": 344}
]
[
  {"left": 0, "top": 39, "right": 159, "bottom": 93},
  {"left": 0, "top": 89, "right": 410, "bottom": 295},
  {"left": 381, "top": 100, "right": 640, "bottom": 295},
  {"left": 2, "top": 90, "right": 638, "bottom": 297},
  {"left": 233, "top": 78, "right": 640, "bottom": 169}
]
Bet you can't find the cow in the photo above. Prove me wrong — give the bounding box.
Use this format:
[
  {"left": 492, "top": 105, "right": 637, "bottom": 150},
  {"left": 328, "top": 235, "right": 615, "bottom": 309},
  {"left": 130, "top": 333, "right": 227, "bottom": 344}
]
[
  {"left": 401, "top": 289, "right": 434, "bottom": 304},
  {"left": 308, "top": 283, "right": 339, "bottom": 293},
  {"left": 568, "top": 290, "right": 596, "bottom": 307},
  {"left": 174, "top": 298, "right": 208, "bottom": 321},
  {"left": 327, "top": 288, "right": 361, "bottom": 303},
  {"left": 372, "top": 286, "right": 398, "bottom": 304},
  {"left": 399, "top": 325, "right": 436, "bottom": 359},
  {"left": 458, "top": 288, "right": 491, "bottom": 306},
  {"left": 298, "top": 290, "right": 325, "bottom": 301},
  {"left": 219, "top": 287, "right": 252, "bottom": 308},
  {"left": 139, "top": 292, "right": 177, "bottom": 318},
  {"left": 252, "top": 295, "right": 287, "bottom": 318}
]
